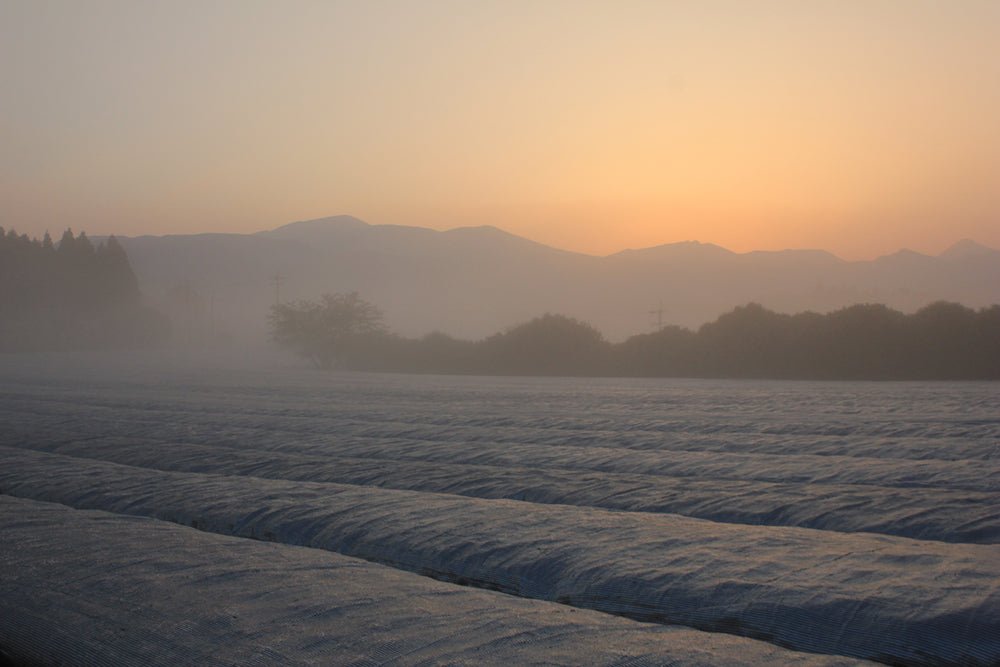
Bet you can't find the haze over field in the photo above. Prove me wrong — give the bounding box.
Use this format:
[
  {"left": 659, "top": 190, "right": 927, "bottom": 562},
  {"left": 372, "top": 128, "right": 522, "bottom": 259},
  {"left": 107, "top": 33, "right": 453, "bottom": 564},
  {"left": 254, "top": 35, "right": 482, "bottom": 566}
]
[
  {"left": 3, "top": 4, "right": 1000, "bottom": 664},
  {"left": 116, "top": 215, "right": 1000, "bottom": 342}
]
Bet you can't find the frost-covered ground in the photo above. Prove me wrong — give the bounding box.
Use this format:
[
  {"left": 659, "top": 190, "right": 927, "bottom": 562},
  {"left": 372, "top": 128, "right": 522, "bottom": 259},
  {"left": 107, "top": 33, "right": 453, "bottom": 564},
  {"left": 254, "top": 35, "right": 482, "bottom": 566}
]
[{"left": 1, "top": 353, "right": 998, "bottom": 665}]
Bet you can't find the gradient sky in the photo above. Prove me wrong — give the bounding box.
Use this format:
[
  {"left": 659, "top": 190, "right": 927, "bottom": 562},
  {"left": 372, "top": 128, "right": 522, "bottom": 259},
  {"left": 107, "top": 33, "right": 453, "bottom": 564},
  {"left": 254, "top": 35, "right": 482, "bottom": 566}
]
[{"left": 2, "top": 1, "right": 998, "bottom": 258}]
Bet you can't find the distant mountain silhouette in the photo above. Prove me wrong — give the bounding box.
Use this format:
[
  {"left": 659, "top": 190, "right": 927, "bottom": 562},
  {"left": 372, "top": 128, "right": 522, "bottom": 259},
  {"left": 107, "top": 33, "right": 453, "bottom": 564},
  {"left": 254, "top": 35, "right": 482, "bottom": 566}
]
[
  {"left": 609, "top": 240, "right": 736, "bottom": 261},
  {"left": 259, "top": 214, "right": 370, "bottom": 239},
  {"left": 939, "top": 239, "right": 999, "bottom": 260},
  {"left": 113, "top": 216, "right": 1000, "bottom": 344}
]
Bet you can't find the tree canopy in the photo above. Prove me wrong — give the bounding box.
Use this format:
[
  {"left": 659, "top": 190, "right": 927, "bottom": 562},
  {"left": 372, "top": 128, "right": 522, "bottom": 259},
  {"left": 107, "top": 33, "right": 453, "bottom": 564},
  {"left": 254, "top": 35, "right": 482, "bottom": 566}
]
[
  {"left": 269, "top": 292, "right": 386, "bottom": 369},
  {"left": 276, "top": 296, "right": 1000, "bottom": 380},
  {"left": 481, "top": 314, "right": 610, "bottom": 375}
]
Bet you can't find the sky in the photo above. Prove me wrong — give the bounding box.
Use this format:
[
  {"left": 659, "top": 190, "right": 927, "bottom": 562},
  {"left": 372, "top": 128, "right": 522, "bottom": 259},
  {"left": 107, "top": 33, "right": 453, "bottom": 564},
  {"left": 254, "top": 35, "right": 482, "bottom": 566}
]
[{"left": 2, "top": 0, "right": 998, "bottom": 259}]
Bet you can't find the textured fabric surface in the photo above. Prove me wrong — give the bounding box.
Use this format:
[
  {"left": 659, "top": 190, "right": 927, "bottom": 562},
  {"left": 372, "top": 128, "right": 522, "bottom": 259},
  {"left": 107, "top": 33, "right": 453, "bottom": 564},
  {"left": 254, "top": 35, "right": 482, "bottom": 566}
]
[
  {"left": 1, "top": 365, "right": 997, "bottom": 665},
  {"left": 2, "top": 448, "right": 997, "bottom": 665},
  {"left": 0, "top": 496, "right": 867, "bottom": 666}
]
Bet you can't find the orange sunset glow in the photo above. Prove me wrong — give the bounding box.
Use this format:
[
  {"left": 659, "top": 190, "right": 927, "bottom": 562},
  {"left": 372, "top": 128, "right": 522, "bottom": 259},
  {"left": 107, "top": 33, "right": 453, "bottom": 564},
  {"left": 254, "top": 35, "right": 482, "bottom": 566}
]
[
  {"left": 2, "top": 1, "right": 999, "bottom": 258},
  {"left": 4, "top": 4, "right": 1000, "bottom": 665}
]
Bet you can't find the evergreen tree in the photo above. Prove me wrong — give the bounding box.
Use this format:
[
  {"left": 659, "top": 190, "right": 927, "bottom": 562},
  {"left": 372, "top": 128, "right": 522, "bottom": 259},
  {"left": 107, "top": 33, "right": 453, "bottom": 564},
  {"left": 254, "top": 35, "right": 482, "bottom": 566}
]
[{"left": 0, "top": 227, "right": 163, "bottom": 351}]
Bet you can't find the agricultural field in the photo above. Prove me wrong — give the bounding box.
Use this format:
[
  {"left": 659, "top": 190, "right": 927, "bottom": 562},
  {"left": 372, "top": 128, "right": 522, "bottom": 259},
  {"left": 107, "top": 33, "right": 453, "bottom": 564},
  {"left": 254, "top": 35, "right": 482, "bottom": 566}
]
[{"left": 1, "top": 354, "right": 998, "bottom": 665}]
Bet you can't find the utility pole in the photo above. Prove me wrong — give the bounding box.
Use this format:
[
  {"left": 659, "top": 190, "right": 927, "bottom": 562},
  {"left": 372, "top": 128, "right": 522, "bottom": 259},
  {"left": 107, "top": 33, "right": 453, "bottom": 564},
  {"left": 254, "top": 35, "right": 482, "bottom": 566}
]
[
  {"left": 648, "top": 302, "right": 664, "bottom": 331},
  {"left": 182, "top": 280, "right": 193, "bottom": 345},
  {"left": 272, "top": 273, "right": 285, "bottom": 307},
  {"left": 208, "top": 292, "right": 215, "bottom": 341}
]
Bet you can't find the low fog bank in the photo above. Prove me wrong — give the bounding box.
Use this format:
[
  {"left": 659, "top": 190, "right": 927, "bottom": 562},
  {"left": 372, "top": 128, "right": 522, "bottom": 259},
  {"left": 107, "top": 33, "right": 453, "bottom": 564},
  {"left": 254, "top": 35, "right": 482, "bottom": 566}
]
[
  {"left": 4, "top": 224, "right": 999, "bottom": 380},
  {"left": 0, "top": 346, "right": 291, "bottom": 388},
  {"left": 0, "top": 228, "right": 281, "bottom": 366},
  {"left": 4, "top": 297, "right": 998, "bottom": 382},
  {"left": 114, "top": 217, "right": 1000, "bottom": 344}
]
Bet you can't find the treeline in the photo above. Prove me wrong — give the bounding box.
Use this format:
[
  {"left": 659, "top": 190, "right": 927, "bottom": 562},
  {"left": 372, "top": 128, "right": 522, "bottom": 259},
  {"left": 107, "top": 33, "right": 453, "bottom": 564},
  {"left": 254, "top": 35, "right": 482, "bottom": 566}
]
[
  {"left": 334, "top": 302, "right": 1000, "bottom": 380},
  {"left": 0, "top": 228, "right": 166, "bottom": 351}
]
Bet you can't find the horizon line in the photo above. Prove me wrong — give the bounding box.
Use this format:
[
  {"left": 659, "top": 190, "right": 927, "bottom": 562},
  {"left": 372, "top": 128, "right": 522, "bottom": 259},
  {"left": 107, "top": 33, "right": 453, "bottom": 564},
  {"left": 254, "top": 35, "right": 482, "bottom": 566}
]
[{"left": 8, "top": 215, "right": 997, "bottom": 263}]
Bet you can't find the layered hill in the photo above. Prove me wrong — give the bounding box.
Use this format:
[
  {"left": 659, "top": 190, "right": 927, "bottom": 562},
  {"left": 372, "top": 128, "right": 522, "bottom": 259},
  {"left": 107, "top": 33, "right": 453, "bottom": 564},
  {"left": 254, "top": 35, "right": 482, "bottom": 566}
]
[{"left": 115, "top": 216, "right": 1000, "bottom": 343}]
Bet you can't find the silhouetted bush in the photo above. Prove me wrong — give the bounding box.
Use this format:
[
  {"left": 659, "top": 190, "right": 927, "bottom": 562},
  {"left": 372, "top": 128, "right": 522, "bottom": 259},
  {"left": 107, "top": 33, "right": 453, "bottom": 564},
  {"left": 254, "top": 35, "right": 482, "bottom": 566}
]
[
  {"left": 344, "top": 301, "right": 1000, "bottom": 379},
  {"left": 479, "top": 314, "right": 612, "bottom": 375},
  {"left": 613, "top": 325, "right": 698, "bottom": 377}
]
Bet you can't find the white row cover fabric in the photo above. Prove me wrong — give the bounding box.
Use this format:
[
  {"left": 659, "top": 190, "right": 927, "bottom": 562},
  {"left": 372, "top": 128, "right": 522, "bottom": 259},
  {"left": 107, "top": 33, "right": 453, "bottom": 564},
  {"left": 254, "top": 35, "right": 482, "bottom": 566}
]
[
  {"left": 9, "top": 439, "right": 997, "bottom": 544},
  {"left": 1, "top": 496, "right": 866, "bottom": 666},
  {"left": 1, "top": 448, "right": 996, "bottom": 666}
]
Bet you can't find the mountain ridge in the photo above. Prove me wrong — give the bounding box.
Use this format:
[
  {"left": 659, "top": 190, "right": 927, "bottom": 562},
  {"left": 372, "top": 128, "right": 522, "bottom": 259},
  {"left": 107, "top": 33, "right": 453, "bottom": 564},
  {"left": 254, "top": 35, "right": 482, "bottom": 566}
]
[
  {"left": 111, "top": 215, "right": 1000, "bottom": 343},
  {"left": 257, "top": 215, "right": 998, "bottom": 262}
]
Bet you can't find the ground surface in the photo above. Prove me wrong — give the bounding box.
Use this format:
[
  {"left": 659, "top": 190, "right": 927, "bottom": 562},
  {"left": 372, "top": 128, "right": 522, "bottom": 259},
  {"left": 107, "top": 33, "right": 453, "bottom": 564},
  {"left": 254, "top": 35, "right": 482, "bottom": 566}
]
[{"left": 1, "top": 352, "right": 997, "bottom": 665}]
